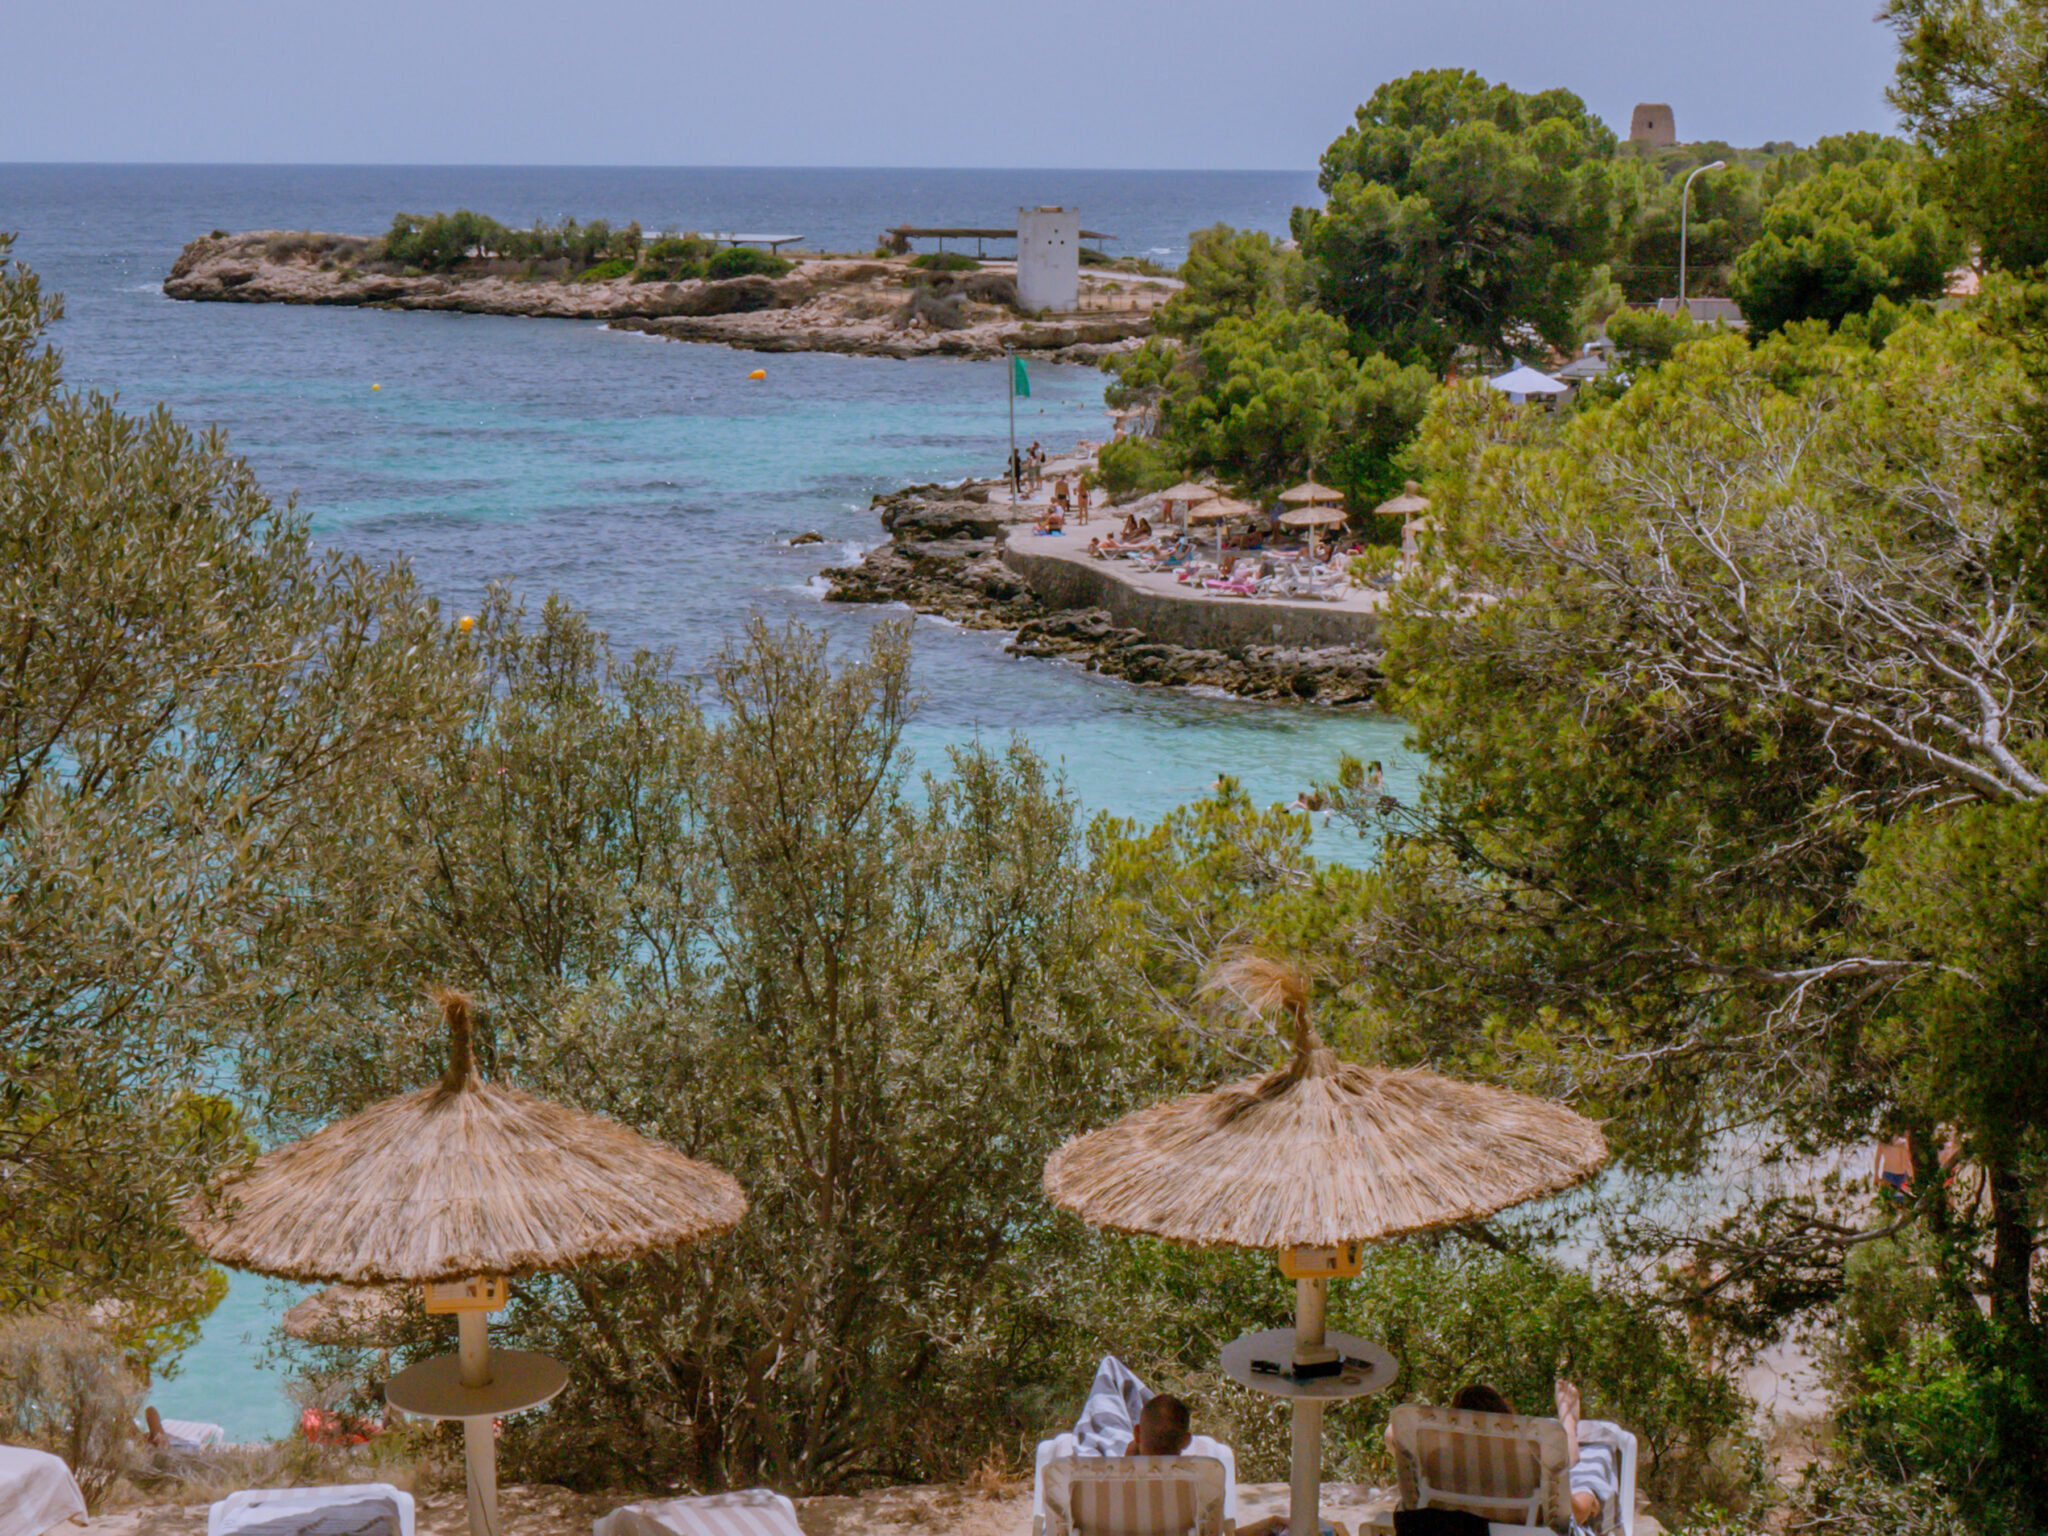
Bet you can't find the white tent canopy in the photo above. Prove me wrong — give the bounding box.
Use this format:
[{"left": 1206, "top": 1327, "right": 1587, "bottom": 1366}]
[{"left": 1488, "top": 365, "right": 1569, "bottom": 402}]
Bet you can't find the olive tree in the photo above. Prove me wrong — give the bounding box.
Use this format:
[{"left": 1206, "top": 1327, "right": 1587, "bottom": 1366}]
[
  {"left": 0, "top": 240, "right": 471, "bottom": 1369},
  {"left": 247, "top": 609, "right": 1153, "bottom": 1491}
]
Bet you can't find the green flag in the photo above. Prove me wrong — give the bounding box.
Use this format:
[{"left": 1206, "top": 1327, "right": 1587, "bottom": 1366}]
[{"left": 1012, "top": 355, "right": 1030, "bottom": 399}]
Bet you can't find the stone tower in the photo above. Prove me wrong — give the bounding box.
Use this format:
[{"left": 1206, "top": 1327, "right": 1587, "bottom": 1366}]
[
  {"left": 1630, "top": 103, "right": 1676, "bottom": 146},
  {"left": 1016, "top": 207, "right": 1079, "bottom": 314}
]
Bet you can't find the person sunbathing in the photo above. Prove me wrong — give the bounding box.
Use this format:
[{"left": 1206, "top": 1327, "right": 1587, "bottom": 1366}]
[
  {"left": 1403, "top": 1379, "right": 1615, "bottom": 1530},
  {"left": 1033, "top": 504, "right": 1065, "bottom": 533},
  {"left": 1071, "top": 1358, "right": 1286, "bottom": 1535}
]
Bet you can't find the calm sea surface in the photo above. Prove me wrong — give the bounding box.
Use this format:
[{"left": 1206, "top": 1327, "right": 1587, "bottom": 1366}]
[{"left": 1, "top": 164, "right": 1413, "bottom": 1438}]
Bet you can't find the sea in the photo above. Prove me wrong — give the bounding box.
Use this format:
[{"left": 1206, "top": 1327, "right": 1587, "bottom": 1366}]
[{"left": 0, "top": 164, "right": 1413, "bottom": 1439}]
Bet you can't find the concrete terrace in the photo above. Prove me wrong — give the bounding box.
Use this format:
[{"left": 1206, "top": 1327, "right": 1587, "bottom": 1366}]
[{"left": 994, "top": 487, "right": 1386, "bottom": 651}]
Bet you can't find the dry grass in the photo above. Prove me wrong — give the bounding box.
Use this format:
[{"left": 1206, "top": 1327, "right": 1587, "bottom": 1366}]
[
  {"left": 1045, "top": 957, "right": 1608, "bottom": 1249},
  {"left": 184, "top": 992, "right": 747, "bottom": 1284}
]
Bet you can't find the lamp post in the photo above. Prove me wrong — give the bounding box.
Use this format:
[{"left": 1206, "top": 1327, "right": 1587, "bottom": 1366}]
[{"left": 1678, "top": 159, "right": 1727, "bottom": 308}]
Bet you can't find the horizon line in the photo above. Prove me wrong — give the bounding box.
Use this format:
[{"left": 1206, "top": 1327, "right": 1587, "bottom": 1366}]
[{"left": 1, "top": 160, "right": 1314, "bottom": 176}]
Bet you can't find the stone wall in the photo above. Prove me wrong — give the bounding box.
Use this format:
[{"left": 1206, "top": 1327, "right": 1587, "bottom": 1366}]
[{"left": 1000, "top": 543, "right": 1380, "bottom": 650}]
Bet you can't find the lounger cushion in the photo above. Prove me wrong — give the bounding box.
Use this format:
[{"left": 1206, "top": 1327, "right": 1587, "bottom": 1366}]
[
  {"left": 1389, "top": 1406, "right": 1571, "bottom": 1532},
  {"left": 593, "top": 1489, "right": 802, "bottom": 1536},
  {"left": 0, "top": 1445, "right": 87, "bottom": 1536},
  {"left": 1039, "top": 1454, "right": 1229, "bottom": 1536},
  {"left": 207, "top": 1484, "right": 414, "bottom": 1536}
]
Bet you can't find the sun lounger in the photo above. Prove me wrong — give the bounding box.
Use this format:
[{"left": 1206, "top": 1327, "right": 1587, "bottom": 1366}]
[
  {"left": 154, "top": 1417, "right": 227, "bottom": 1449},
  {"left": 1032, "top": 1433, "right": 1237, "bottom": 1536},
  {"left": 207, "top": 1484, "right": 414, "bottom": 1536},
  {"left": 593, "top": 1489, "right": 802, "bottom": 1536},
  {"left": 1386, "top": 1406, "right": 1636, "bottom": 1536},
  {"left": 0, "top": 1445, "right": 87, "bottom": 1536}
]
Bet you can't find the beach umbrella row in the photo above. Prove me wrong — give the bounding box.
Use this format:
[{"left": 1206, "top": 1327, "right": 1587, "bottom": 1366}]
[{"left": 190, "top": 947, "right": 1596, "bottom": 1536}]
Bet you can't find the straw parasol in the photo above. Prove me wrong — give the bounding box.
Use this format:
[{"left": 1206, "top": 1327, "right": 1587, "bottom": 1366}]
[
  {"left": 281, "top": 1285, "right": 406, "bottom": 1348},
  {"left": 1184, "top": 495, "right": 1257, "bottom": 560},
  {"left": 1278, "top": 480, "right": 1344, "bottom": 506},
  {"left": 1157, "top": 481, "right": 1218, "bottom": 506},
  {"left": 186, "top": 992, "right": 746, "bottom": 1536},
  {"left": 1373, "top": 480, "right": 1430, "bottom": 519},
  {"left": 1044, "top": 957, "right": 1605, "bottom": 1535},
  {"left": 1279, "top": 504, "right": 1347, "bottom": 530}
]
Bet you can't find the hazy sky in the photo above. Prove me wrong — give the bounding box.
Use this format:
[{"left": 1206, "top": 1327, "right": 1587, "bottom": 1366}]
[{"left": 5, "top": 0, "right": 1902, "bottom": 169}]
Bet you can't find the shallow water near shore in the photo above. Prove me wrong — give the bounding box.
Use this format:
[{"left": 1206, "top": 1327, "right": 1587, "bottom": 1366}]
[{"left": 5, "top": 164, "right": 1405, "bottom": 1439}]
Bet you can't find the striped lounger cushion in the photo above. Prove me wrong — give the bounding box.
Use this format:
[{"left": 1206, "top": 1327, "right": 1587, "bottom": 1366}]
[
  {"left": 592, "top": 1490, "right": 803, "bottom": 1536},
  {"left": 1042, "top": 1457, "right": 1227, "bottom": 1536},
  {"left": 1392, "top": 1407, "right": 1572, "bottom": 1532}
]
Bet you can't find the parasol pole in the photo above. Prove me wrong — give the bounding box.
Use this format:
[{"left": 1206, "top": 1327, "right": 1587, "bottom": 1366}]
[
  {"left": 457, "top": 1309, "right": 499, "bottom": 1536},
  {"left": 1291, "top": 1276, "right": 1328, "bottom": 1536}
]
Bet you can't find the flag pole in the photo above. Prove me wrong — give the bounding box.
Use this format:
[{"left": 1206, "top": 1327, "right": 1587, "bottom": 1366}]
[{"left": 1007, "top": 350, "right": 1018, "bottom": 518}]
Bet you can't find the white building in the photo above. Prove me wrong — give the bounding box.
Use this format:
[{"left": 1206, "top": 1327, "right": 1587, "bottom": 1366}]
[{"left": 1016, "top": 207, "right": 1079, "bottom": 313}]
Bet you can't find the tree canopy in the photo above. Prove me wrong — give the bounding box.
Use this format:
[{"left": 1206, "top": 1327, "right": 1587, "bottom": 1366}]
[
  {"left": 1730, "top": 156, "right": 1961, "bottom": 333},
  {"left": 1294, "top": 69, "right": 1617, "bottom": 370},
  {"left": 1887, "top": 0, "right": 2048, "bottom": 273},
  {"left": 1335, "top": 304, "right": 2048, "bottom": 1521},
  {"left": 0, "top": 238, "right": 472, "bottom": 1370}
]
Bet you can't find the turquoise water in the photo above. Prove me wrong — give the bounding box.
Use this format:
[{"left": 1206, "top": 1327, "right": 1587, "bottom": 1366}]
[{"left": 4, "top": 165, "right": 1410, "bottom": 1439}]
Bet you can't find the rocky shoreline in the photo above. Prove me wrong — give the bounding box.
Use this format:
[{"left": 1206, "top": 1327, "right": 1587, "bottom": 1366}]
[
  {"left": 823, "top": 484, "right": 1384, "bottom": 706},
  {"left": 163, "top": 232, "right": 1159, "bottom": 361}
]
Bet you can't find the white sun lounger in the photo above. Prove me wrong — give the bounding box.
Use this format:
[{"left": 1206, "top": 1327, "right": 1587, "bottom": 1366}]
[
  {"left": 1386, "top": 1405, "right": 1637, "bottom": 1536},
  {"left": 207, "top": 1484, "right": 414, "bottom": 1536},
  {"left": 593, "top": 1489, "right": 802, "bottom": 1536},
  {"left": 1033, "top": 1433, "right": 1237, "bottom": 1536},
  {"left": 0, "top": 1445, "right": 87, "bottom": 1536}
]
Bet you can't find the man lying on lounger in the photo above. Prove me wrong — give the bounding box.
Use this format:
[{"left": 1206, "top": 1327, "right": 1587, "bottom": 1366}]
[{"left": 1072, "top": 1357, "right": 1288, "bottom": 1534}]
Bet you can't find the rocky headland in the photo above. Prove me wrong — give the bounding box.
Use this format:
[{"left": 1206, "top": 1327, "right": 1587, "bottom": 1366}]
[
  {"left": 824, "top": 484, "right": 1384, "bottom": 706},
  {"left": 163, "top": 232, "right": 1161, "bottom": 361}
]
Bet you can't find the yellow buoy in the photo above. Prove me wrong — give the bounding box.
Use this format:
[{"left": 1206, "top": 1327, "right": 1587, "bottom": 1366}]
[
  {"left": 747, "top": 368, "right": 766, "bottom": 381},
  {"left": 371, "top": 383, "right": 380, "bottom": 391},
  {"left": 458, "top": 615, "right": 474, "bottom": 632}
]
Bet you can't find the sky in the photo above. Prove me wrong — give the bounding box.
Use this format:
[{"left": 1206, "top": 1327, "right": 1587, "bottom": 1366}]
[{"left": 4, "top": 0, "right": 1902, "bottom": 169}]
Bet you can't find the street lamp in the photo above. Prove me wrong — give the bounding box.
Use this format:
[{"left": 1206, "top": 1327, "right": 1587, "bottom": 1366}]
[{"left": 1678, "top": 159, "right": 1727, "bottom": 307}]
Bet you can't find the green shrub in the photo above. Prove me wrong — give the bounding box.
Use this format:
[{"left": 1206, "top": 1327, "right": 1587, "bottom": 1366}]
[
  {"left": 1349, "top": 546, "right": 1399, "bottom": 583},
  {"left": 634, "top": 234, "right": 714, "bottom": 282},
  {"left": 575, "top": 257, "right": 636, "bottom": 283},
  {"left": 1096, "top": 436, "right": 1182, "bottom": 496},
  {"left": 705, "top": 247, "right": 793, "bottom": 280},
  {"left": 911, "top": 251, "right": 981, "bottom": 272},
  {"left": 0, "top": 1319, "right": 145, "bottom": 1509}
]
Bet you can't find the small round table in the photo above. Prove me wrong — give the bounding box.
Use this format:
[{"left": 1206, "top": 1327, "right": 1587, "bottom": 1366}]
[
  {"left": 1221, "top": 1328, "right": 1398, "bottom": 1535},
  {"left": 386, "top": 1349, "right": 568, "bottom": 1536},
  {"left": 1220, "top": 1328, "right": 1398, "bottom": 1402},
  {"left": 385, "top": 1348, "right": 569, "bottom": 1421}
]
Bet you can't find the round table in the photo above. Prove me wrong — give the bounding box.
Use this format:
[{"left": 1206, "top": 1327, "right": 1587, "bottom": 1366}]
[
  {"left": 1220, "top": 1327, "right": 1398, "bottom": 1402},
  {"left": 385, "top": 1348, "right": 569, "bottom": 1420},
  {"left": 1221, "top": 1328, "right": 1398, "bottom": 1536}
]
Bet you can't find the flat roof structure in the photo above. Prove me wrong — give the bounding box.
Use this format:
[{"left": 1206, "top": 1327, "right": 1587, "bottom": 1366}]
[
  {"left": 885, "top": 224, "right": 1114, "bottom": 256},
  {"left": 702, "top": 233, "right": 805, "bottom": 251}
]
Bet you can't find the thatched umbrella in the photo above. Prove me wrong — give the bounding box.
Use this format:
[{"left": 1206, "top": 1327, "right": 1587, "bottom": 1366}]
[
  {"left": 1278, "top": 480, "right": 1344, "bottom": 506},
  {"left": 186, "top": 992, "right": 746, "bottom": 1536},
  {"left": 1373, "top": 480, "right": 1430, "bottom": 519},
  {"left": 281, "top": 1285, "right": 405, "bottom": 1348},
  {"left": 1156, "top": 481, "right": 1218, "bottom": 538},
  {"left": 1044, "top": 959, "right": 1605, "bottom": 1536},
  {"left": 1186, "top": 495, "right": 1257, "bottom": 561},
  {"left": 1278, "top": 505, "right": 1347, "bottom": 531}
]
